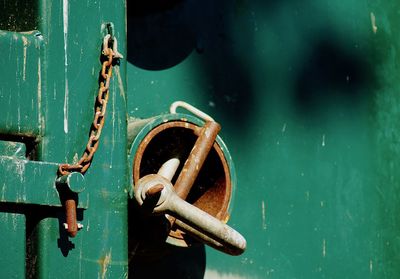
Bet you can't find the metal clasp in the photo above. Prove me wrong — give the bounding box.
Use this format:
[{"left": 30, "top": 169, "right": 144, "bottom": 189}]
[
  {"left": 135, "top": 159, "right": 247, "bottom": 256},
  {"left": 103, "top": 34, "right": 123, "bottom": 59}
]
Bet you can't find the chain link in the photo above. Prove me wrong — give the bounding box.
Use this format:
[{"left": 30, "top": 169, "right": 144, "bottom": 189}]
[{"left": 58, "top": 36, "right": 119, "bottom": 176}]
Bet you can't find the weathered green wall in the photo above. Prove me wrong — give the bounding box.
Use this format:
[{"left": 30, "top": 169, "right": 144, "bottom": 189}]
[
  {"left": 127, "top": 0, "right": 400, "bottom": 278},
  {"left": 1, "top": 0, "right": 128, "bottom": 278},
  {"left": 1, "top": 0, "right": 400, "bottom": 278}
]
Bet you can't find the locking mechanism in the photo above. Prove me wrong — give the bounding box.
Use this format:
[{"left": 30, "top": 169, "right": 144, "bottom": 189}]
[{"left": 128, "top": 102, "right": 246, "bottom": 256}]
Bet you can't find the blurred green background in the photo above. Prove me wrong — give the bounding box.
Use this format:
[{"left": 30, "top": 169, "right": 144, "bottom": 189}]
[{"left": 126, "top": 0, "right": 400, "bottom": 278}]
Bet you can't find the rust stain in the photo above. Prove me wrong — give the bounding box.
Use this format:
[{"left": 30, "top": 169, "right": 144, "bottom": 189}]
[{"left": 98, "top": 250, "right": 112, "bottom": 279}]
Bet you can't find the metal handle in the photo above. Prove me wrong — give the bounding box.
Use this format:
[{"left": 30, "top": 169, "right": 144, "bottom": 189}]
[{"left": 135, "top": 174, "right": 247, "bottom": 256}]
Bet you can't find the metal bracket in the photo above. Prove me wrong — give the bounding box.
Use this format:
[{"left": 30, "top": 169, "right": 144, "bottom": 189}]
[{"left": 0, "top": 156, "right": 89, "bottom": 208}]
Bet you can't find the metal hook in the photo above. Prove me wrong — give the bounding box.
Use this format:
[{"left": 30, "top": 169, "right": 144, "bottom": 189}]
[
  {"left": 102, "top": 34, "right": 123, "bottom": 59},
  {"left": 135, "top": 173, "right": 247, "bottom": 255},
  {"left": 111, "top": 37, "right": 123, "bottom": 59},
  {"left": 170, "top": 101, "right": 214, "bottom": 122},
  {"left": 102, "top": 34, "right": 112, "bottom": 55}
]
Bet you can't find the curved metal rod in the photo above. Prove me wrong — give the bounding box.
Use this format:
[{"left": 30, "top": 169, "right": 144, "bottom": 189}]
[
  {"left": 170, "top": 101, "right": 214, "bottom": 122},
  {"left": 167, "top": 191, "right": 246, "bottom": 255},
  {"left": 135, "top": 174, "right": 247, "bottom": 255}
]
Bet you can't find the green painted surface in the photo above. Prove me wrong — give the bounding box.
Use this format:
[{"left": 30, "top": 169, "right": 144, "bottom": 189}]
[
  {"left": 0, "top": 30, "right": 43, "bottom": 136},
  {"left": 33, "top": 0, "right": 128, "bottom": 277},
  {"left": 0, "top": 213, "right": 25, "bottom": 278},
  {"left": 1, "top": 0, "right": 400, "bottom": 278},
  {"left": 0, "top": 0, "right": 128, "bottom": 278},
  {"left": 0, "top": 156, "right": 89, "bottom": 208},
  {"left": 0, "top": 140, "right": 26, "bottom": 158},
  {"left": 126, "top": 0, "right": 400, "bottom": 278}
]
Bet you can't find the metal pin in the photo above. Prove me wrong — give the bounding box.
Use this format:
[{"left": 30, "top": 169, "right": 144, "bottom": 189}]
[
  {"left": 174, "top": 121, "right": 221, "bottom": 199},
  {"left": 65, "top": 198, "right": 78, "bottom": 237}
]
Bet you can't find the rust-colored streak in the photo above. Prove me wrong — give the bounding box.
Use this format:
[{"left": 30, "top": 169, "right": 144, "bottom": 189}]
[
  {"left": 98, "top": 251, "right": 112, "bottom": 279},
  {"left": 65, "top": 198, "right": 77, "bottom": 237},
  {"left": 174, "top": 121, "right": 221, "bottom": 199},
  {"left": 145, "top": 184, "right": 164, "bottom": 197},
  {"left": 58, "top": 36, "right": 118, "bottom": 176}
]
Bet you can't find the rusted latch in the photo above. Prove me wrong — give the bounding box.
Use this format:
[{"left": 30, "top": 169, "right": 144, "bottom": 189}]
[
  {"left": 57, "top": 30, "right": 122, "bottom": 237},
  {"left": 56, "top": 172, "right": 86, "bottom": 237}
]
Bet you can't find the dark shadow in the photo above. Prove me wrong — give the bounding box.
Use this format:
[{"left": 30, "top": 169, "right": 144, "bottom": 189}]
[
  {"left": 127, "top": 0, "right": 257, "bottom": 128},
  {"left": 126, "top": 2, "right": 258, "bottom": 275},
  {"left": 25, "top": 204, "right": 54, "bottom": 279},
  {"left": 129, "top": 198, "right": 206, "bottom": 279},
  {"left": 56, "top": 210, "right": 78, "bottom": 257},
  {"left": 189, "top": 0, "right": 256, "bottom": 126},
  {"left": 293, "top": 34, "right": 375, "bottom": 119},
  {"left": 127, "top": 123, "right": 234, "bottom": 277},
  {"left": 195, "top": 49, "right": 255, "bottom": 126},
  {"left": 127, "top": 0, "right": 195, "bottom": 70},
  {"left": 0, "top": 0, "right": 39, "bottom": 32},
  {"left": 130, "top": 244, "right": 206, "bottom": 279},
  {"left": 0, "top": 203, "right": 60, "bottom": 278},
  {"left": 0, "top": 198, "right": 85, "bottom": 274},
  {"left": 0, "top": 203, "right": 60, "bottom": 279},
  {"left": 128, "top": 0, "right": 184, "bottom": 16},
  {"left": 55, "top": 184, "right": 84, "bottom": 257}
]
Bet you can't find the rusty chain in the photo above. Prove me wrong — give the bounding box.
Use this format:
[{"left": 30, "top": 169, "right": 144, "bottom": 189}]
[{"left": 58, "top": 35, "right": 122, "bottom": 176}]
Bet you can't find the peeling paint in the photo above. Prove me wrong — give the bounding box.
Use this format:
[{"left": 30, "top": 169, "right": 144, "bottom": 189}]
[
  {"left": 11, "top": 213, "right": 18, "bottom": 231},
  {"left": 63, "top": 0, "right": 69, "bottom": 134},
  {"left": 369, "top": 259, "right": 373, "bottom": 273},
  {"left": 22, "top": 36, "right": 28, "bottom": 81},
  {"left": 305, "top": 190, "right": 310, "bottom": 201},
  {"left": 73, "top": 153, "right": 79, "bottom": 164},
  {"left": 99, "top": 250, "right": 112, "bottom": 279},
  {"left": 17, "top": 106, "right": 21, "bottom": 132},
  {"left": 370, "top": 12, "right": 378, "bottom": 34},
  {"left": 205, "top": 269, "right": 254, "bottom": 279},
  {"left": 114, "top": 67, "right": 126, "bottom": 100},
  {"left": 1, "top": 183, "right": 6, "bottom": 201},
  {"left": 14, "top": 160, "right": 26, "bottom": 182},
  {"left": 261, "top": 200, "right": 267, "bottom": 230},
  {"left": 38, "top": 56, "right": 42, "bottom": 128}
]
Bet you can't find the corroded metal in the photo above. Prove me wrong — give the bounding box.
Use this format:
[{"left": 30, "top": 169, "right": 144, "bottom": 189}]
[
  {"left": 56, "top": 173, "right": 85, "bottom": 237},
  {"left": 145, "top": 184, "right": 164, "bottom": 197},
  {"left": 58, "top": 35, "right": 120, "bottom": 176},
  {"left": 135, "top": 174, "right": 246, "bottom": 255},
  {"left": 57, "top": 35, "right": 122, "bottom": 238},
  {"left": 174, "top": 121, "right": 221, "bottom": 199},
  {"left": 132, "top": 118, "right": 240, "bottom": 250},
  {"left": 64, "top": 199, "right": 78, "bottom": 237},
  {"left": 133, "top": 121, "right": 232, "bottom": 223}
]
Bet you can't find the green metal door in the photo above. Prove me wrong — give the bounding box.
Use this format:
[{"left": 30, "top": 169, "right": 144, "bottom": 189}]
[
  {"left": 126, "top": 0, "right": 400, "bottom": 278},
  {"left": 0, "top": 1, "right": 128, "bottom": 277},
  {"left": 2, "top": 0, "right": 400, "bottom": 278}
]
